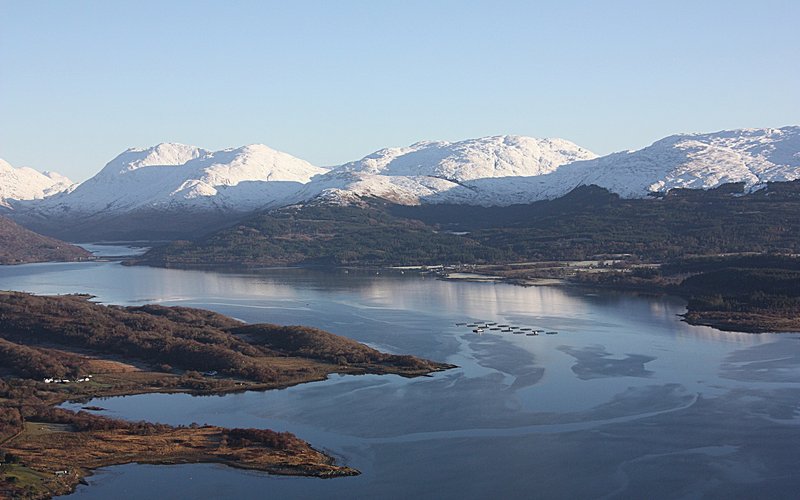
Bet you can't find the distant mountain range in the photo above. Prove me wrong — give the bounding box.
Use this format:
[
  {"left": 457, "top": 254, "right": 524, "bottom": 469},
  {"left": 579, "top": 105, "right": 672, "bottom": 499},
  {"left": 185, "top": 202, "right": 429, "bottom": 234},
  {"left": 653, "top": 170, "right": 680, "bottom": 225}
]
[
  {"left": 2, "top": 126, "right": 799, "bottom": 240},
  {"left": 0, "top": 159, "right": 74, "bottom": 208},
  {"left": 297, "top": 135, "right": 597, "bottom": 205},
  {"left": 36, "top": 142, "right": 327, "bottom": 214}
]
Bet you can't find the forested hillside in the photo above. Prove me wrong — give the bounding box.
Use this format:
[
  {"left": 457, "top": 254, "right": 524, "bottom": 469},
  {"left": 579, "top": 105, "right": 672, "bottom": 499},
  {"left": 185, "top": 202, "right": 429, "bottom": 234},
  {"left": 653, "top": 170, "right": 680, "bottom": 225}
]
[{"left": 137, "top": 182, "right": 800, "bottom": 268}]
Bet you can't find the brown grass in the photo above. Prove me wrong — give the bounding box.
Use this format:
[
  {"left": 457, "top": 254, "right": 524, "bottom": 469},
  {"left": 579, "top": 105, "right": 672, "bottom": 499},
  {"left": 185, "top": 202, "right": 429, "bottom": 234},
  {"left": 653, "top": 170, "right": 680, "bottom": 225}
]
[
  {"left": 3, "top": 422, "right": 356, "bottom": 499},
  {"left": 0, "top": 292, "right": 454, "bottom": 499}
]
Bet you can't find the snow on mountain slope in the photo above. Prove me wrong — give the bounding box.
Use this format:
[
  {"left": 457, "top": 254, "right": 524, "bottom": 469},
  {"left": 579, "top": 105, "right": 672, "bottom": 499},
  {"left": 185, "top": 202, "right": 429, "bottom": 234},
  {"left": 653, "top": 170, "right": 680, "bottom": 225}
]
[
  {"left": 34, "top": 143, "right": 329, "bottom": 214},
  {"left": 294, "top": 170, "right": 471, "bottom": 206},
  {"left": 11, "top": 127, "right": 800, "bottom": 219},
  {"left": 303, "top": 127, "right": 800, "bottom": 206},
  {"left": 337, "top": 136, "right": 597, "bottom": 180},
  {"left": 0, "top": 158, "right": 75, "bottom": 208},
  {"left": 553, "top": 126, "right": 800, "bottom": 199},
  {"left": 95, "top": 142, "right": 207, "bottom": 176},
  {"left": 297, "top": 135, "right": 597, "bottom": 205}
]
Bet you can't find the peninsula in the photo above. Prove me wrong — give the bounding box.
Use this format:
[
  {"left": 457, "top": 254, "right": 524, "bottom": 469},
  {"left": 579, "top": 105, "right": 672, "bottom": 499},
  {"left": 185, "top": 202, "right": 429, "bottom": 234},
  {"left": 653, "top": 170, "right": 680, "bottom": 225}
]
[{"left": 0, "top": 292, "right": 453, "bottom": 499}]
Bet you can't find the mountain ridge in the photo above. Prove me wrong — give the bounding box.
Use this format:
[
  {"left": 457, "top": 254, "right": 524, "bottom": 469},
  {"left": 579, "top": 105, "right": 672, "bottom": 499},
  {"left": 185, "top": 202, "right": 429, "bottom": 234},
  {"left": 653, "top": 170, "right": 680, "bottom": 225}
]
[
  {"left": 4, "top": 126, "right": 799, "bottom": 241},
  {"left": 30, "top": 142, "right": 328, "bottom": 215},
  {"left": 0, "top": 158, "right": 75, "bottom": 208},
  {"left": 9, "top": 127, "right": 800, "bottom": 213}
]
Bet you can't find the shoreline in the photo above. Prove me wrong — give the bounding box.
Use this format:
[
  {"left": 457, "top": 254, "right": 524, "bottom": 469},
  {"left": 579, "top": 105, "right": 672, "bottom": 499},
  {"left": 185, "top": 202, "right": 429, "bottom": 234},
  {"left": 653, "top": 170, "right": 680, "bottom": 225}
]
[
  {"left": 122, "top": 256, "right": 800, "bottom": 334},
  {"left": 3, "top": 365, "right": 451, "bottom": 500},
  {"left": 0, "top": 293, "right": 454, "bottom": 499}
]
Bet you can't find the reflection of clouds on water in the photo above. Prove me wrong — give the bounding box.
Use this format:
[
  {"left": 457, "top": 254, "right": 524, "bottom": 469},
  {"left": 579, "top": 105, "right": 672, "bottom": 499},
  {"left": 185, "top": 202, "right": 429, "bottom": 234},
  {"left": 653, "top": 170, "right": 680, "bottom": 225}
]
[
  {"left": 138, "top": 270, "right": 301, "bottom": 305},
  {"left": 674, "top": 324, "right": 775, "bottom": 345},
  {"left": 331, "top": 278, "right": 592, "bottom": 325},
  {"left": 0, "top": 260, "right": 772, "bottom": 348},
  {"left": 0, "top": 261, "right": 300, "bottom": 305}
]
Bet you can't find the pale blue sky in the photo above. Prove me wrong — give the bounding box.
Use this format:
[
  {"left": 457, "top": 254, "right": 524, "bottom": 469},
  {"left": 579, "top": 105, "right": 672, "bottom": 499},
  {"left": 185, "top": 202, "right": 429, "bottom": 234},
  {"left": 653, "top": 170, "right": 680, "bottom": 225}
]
[{"left": 1, "top": 0, "right": 798, "bottom": 181}]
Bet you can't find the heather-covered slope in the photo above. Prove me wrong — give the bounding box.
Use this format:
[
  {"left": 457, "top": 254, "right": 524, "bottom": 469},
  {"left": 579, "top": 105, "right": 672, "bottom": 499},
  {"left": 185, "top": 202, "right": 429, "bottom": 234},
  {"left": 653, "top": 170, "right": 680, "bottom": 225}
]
[{"left": 0, "top": 215, "right": 90, "bottom": 264}]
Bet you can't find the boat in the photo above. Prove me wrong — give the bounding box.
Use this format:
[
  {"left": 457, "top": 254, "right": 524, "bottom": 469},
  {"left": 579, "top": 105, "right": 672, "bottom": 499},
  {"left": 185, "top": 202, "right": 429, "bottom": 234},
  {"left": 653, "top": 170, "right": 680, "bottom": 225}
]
[
  {"left": 455, "top": 322, "right": 467, "bottom": 326},
  {"left": 545, "top": 331, "right": 558, "bottom": 335},
  {"left": 498, "top": 324, "right": 509, "bottom": 328},
  {"left": 473, "top": 328, "right": 484, "bottom": 333},
  {"left": 520, "top": 327, "right": 532, "bottom": 331},
  {"left": 489, "top": 327, "right": 501, "bottom": 331},
  {"left": 512, "top": 330, "right": 522, "bottom": 334},
  {"left": 526, "top": 332, "right": 538, "bottom": 336}
]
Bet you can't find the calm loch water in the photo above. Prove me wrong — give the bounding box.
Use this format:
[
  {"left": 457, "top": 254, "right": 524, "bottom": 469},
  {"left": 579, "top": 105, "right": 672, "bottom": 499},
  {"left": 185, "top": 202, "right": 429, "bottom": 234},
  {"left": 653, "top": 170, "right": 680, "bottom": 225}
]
[{"left": 1, "top": 255, "right": 799, "bottom": 499}]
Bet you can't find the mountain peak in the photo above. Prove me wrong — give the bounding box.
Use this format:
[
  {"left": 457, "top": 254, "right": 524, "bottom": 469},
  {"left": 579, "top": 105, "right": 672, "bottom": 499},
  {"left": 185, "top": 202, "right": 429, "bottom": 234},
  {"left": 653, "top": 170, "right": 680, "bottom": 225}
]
[
  {"left": 36, "top": 142, "right": 328, "bottom": 214},
  {"left": 554, "top": 126, "right": 800, "bottom": 198},
  {"left": 102, "top": 143, "right": 207, "bottom": 176},
  {"left": 7, "top": 126, "right": 799, "bottom": 222},
  {"left": 335, "top": 134, "right": 597, "bottom": 182},
  {"left": 234, "top": 143, "right": 282, "bottom": 155},
  {"left": 0, "top": 158, "right": 74, "bottom": 208}
]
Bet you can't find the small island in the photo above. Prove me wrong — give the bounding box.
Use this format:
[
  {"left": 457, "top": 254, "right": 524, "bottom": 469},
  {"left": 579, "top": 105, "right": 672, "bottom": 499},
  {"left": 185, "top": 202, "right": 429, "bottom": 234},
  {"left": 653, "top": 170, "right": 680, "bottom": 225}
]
[{"left": 0, "top": 291, "right": 454, "bottom": 499}]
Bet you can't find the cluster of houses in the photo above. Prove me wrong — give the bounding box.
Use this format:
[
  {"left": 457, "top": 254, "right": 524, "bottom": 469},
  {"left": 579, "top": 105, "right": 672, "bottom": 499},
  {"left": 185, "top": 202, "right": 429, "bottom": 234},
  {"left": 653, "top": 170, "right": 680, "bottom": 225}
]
[{"left": 43, "top": 375, "right": 93, "bottom": 384}]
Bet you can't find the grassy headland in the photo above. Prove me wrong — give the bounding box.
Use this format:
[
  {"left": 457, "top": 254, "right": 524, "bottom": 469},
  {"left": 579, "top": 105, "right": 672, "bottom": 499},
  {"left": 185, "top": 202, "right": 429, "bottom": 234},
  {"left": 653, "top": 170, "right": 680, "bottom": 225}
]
[{"left": 0, "top": 216, "right": 90, "bottom": 265}]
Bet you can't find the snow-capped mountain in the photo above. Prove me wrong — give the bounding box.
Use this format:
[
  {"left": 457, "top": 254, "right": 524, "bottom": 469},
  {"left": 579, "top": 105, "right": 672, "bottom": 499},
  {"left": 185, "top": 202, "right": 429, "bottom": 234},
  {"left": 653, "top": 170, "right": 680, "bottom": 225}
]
[
  {"left": 297, "top": 135, "right": 598, "bottom": 205},
  {"left": 0, "top": 158, "right": 74, "bottom": 208},
  {"left": 6, "top": 126, "right": 800, "bottom": 241},
  {"left": 337, "top": 136, "right": 596, "bottom": 180},
  {"left": 300, "top": 127, "right": 800, "bottom": 206},
  {"left": 16, "top": 127, "right": 800, "bottom": 215},
  {"left": 32, "top": 142, "right": 329, "bottom": 215},
  {"left": 554, "top": 126, "right": 800, "bottom": 199}
]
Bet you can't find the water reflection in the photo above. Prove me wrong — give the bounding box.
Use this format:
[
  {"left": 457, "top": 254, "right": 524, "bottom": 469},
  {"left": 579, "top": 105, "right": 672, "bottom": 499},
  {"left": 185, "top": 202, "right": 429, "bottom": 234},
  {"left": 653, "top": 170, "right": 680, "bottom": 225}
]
[
  {"left": 1, "top": 260, "right": 798, "bottom": 498},
  {"left": 78, "top": 243, "right": 150, "bottom": 258}
]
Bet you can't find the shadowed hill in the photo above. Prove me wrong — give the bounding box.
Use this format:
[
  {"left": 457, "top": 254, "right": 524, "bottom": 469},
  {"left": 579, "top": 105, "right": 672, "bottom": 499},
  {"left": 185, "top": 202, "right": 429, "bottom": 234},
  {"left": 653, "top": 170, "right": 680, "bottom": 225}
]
[
  {"left": 0, "top": 215, "right": 91, "bottom": 264},
  {"left": 135, "top": 181, "right": 800, "bottom": 268}
]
